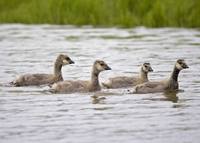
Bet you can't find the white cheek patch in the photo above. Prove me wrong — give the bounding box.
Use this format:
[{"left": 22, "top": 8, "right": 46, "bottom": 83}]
[
  {"left": 176, "top": 63, "right": 183, "bottom": 70},
  {"left": 62, "top": 59, "right": 69, "bottom": 64},
  {"left": 96, "top": 64, "right": 104, "bottom": 71},
  {"left": 142, "top": 66, "right": 148, "bottom": 72}
]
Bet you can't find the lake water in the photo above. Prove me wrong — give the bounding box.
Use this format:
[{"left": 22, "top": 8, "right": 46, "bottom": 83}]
[{"left": 0, "top": 24, "right": 200, "bottom": 143}]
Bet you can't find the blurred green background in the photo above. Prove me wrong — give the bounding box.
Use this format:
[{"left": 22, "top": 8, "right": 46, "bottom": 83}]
[{"left": 0, "top": 0, "right": 199, "bottom": 27}]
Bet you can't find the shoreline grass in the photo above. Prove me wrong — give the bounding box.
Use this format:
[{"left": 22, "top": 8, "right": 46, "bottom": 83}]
[{"left": 0, "top": 0, "right": 200, "bottom": 28}]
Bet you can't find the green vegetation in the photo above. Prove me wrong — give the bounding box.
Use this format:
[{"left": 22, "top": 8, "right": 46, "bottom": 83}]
[{"left": 0, "top": 0, "right": 200, "bottom": 27}]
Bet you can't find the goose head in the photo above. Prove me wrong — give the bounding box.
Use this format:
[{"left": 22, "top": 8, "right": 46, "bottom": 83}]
[
  {"left": 175, "top": 59, "right": 189, "bottom": 70},
  {"left": 142, "top": 63, "right": 153, "bottom": 73},
  {"left": 57, "top": 54, "right": 74, "bottom": 66},
  {"left": 94, "top": 60, "right": 111, "bottom": 72}
]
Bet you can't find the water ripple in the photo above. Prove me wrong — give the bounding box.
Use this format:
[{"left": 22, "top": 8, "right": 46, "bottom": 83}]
[{"left": 0, "top": 25, "right": 200, "bottom": 143}]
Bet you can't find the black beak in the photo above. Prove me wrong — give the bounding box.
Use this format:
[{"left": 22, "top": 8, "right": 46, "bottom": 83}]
[
  {"left": 69, "top": 60, "right": 75, "bottom": 64},
  {"left": 183, "top": 64, "right": 189, "bottom": 69},
  {"left": 105, "top": 66, "right": 111, "bottom": 70},
  {"left": 149, "top": 67, "right": 153, "bottom": 72}
]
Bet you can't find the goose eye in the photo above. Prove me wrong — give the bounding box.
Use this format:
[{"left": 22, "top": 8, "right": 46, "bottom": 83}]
[
  {"left": 99, "top": 63, "right": 105, "bottom": 66},
  {"left": 144, "top": 65, "right": 148, "bottom": 68},
  {"left": 66, "top": 57, "right": 70, "bottom": 60}
]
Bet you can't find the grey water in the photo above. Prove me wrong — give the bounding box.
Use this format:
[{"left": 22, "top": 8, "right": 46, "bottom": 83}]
[{"left": 0, "top": 24, "right": 200, "bottom": 143}]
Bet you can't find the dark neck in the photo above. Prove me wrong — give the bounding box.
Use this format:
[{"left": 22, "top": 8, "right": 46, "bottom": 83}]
[
  {"left": 140, "top": 68, "right": 148, "bottom": 82},
  {"left": 170, "top": 66, "right": 180, "bottom": 82},
  {"left": 90, "top": 68, "right": 100, "bottom": 91},
  {"left": 167, "top": 66, "right": 180, "bottom": 90},
  {"left": 54, "top": 60, "right": 63, "bottom": 78}
]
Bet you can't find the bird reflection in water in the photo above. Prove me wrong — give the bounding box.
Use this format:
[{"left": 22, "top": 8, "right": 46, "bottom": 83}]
[
  {"left": 163, "top": 90, "right": 179, "bottom": 103},
  {"left": 91, "top": 94, "right": 106, "bottom": 104}
]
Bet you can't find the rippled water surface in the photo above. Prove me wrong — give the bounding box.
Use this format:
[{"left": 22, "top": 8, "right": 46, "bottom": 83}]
[{"left": 0, "top": 25, "right": 200, "bottom": 143}]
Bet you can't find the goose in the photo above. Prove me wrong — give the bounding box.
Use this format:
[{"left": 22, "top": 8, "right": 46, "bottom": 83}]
[
  {"left": 50, "top": 60, "right": 111, "bottom": 93},
  {"left": 10, "top": 54, "right": 74, "bottom": 86},
  {"left": 134, "top": 59, "right": 189, "bottom": 93},
  {"left": 102, "top": 63, "right": 153, "bottom": 89}
]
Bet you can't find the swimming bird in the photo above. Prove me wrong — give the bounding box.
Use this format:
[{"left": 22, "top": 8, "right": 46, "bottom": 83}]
[
  {"left": 10, "top": 54, "right": 74, "bottom": 86},
  {"left": 102, "top": 63, "right": 153, "bottom": 89},
  {"left": 50, "top": 60, "right": 111, "bottom": 93},
  {"left": 134, "top": 59, "right": 189, "bottom": 93}
]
